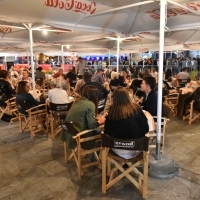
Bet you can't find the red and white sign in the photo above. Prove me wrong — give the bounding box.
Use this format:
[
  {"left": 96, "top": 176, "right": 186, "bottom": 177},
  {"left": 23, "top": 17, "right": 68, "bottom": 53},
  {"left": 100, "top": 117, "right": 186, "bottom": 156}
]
[
  {"left": 38, "top": 64, "right": 52, "bottom": 71},
  {"left": 44, "top": 0, "right": 97, "bottom": 15},
  {"left": 14, "top": 64, "right": 29, "bottom": 71},
  {"left": 62, "top": 64, "right": 72, "bottom": 72},
  {"left": 0, "top": 64, "right": 5, "bottom": 70}
]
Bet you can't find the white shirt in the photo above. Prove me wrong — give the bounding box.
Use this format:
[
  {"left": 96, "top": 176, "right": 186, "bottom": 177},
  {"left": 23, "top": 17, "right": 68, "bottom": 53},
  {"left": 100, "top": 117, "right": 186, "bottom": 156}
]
[{"left": 48, "top": 88, "right": 73, "bottom": 104}]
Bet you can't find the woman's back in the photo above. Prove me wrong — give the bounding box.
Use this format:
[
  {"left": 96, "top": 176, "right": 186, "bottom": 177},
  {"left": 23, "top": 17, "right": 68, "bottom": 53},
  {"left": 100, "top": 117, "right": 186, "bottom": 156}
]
[{"left": 104, "top": 107, "right": 148, "bottom": 139}]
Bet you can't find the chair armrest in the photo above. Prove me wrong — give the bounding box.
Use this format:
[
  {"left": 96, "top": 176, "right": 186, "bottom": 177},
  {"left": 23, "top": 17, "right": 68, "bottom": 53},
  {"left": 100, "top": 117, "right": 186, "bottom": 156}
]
[
  {"left": 72, "top": 125, "right": 104, "bottom": 139},
  {"left": 26, "top": 104, "right": 46, "bottom": 112}
]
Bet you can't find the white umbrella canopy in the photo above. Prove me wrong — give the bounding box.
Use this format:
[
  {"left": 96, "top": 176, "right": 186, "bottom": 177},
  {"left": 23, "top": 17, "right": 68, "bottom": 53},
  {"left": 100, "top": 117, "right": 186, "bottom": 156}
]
[
  {"left": 0, "top": 0, "right": 200, "bottom": 35},
  {"left": 0, "top": 0, "right": 200, "bottom": 55}
]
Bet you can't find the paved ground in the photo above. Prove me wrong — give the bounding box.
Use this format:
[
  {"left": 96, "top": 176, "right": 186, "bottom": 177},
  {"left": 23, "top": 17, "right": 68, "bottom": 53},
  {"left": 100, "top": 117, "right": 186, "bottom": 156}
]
[{"left": 0, "top": 116, "right": 200, "bottom": 200}]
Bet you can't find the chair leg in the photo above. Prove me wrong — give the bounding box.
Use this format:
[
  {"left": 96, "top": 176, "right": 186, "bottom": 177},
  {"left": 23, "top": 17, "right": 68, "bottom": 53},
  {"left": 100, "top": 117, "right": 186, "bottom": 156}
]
[
  {"left": 64, "top": 142, "right": 68, "bottom": 163},
  {"left": 77, "top": 140, "right": 82, "bottom": 178},
  {"left": 143, "top": 153, "right": 149, "bottom": 199},
  {"left": 102, "top": 147, "right": 107, "bottom": 193}
]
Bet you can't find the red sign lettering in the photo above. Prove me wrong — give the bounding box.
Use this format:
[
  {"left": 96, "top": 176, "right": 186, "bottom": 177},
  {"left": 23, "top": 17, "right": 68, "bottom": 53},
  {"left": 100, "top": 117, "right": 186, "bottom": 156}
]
[
  {"left": 44, "top": 0, "right": 97, "bottom": 14},
  {"left": 145, "top": 1, "right": 200, "bottom": 19},
  {"left": 0, "top": 27, "right": 12, "bottom": 34}
]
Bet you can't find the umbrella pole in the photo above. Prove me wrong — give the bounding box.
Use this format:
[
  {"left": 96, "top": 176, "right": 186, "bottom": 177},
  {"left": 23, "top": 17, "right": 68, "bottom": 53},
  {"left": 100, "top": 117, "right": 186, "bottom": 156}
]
[
  {"left": 28, "top": 25, "right": 36, "bottom": 96},
  {"left": 61, "top": 45, "right": 64, "bottom": 71},
  {"left": 116, "top": 36, "right": 120, "bottom": 73},
  {"left": 108, "top": 49, "right": 110, "bottom": 67},
  {"left": 148, "top": 0, "right": 179, "bottom": 179},
  {"left": 27, "top": 50, "right": 29, "bottom": 65}
]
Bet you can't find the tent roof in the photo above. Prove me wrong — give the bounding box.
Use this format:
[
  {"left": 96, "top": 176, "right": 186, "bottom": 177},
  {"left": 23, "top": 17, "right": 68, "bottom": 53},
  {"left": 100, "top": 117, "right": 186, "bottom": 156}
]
[{"left": 0, "top": 0, "right": 200, "bottom": 54}]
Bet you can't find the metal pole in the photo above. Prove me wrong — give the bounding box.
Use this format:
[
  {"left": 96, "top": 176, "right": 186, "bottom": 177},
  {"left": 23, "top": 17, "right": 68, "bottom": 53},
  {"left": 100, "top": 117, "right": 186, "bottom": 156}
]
[
  {"left": 156, "top": 0, "right": 166, "bottom": 160},
  {"left": 27, "top": 50, "right": 29, "bottom": 65},
  {"left": 28, "top": 25, "right": 36, "bottom": 96},
  {"left": 61, "top": 45, "right": 64, "bottom": 71},
  {"left": 4, "top": 56, "right": 7, "bottom": 70},
  {"left": 116, "top": 37, "right": 120, "bottom": 73},
  {"left": 108, "top": 49, "right": 110, "bottom": 67}
]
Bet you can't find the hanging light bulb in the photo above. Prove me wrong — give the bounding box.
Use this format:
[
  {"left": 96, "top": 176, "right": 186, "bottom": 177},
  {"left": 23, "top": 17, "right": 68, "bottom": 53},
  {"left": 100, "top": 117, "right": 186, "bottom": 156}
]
[{"left": 42, "top": 30, "right": 48, "bottom": 35}]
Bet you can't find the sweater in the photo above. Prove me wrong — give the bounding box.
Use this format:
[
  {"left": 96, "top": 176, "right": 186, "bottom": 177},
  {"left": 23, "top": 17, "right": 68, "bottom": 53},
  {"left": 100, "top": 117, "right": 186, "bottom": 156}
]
[{"left": 104, "top": 108, "right": 149, "bottom": 139}]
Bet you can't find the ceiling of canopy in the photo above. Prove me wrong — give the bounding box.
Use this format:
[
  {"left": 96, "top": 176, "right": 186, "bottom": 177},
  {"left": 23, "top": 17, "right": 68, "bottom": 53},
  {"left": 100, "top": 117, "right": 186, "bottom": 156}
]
[{"left": 0, "top": 0, "right": 200, "bottom": 55}]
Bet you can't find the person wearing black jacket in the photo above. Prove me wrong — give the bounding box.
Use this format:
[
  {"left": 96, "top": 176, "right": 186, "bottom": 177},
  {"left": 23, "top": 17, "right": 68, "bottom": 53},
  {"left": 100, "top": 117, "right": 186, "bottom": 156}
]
[
  {"left": 16, "top": 81, "right": 40, "bottom": 115},
  {"left": 0, "top": 70, "right": 15, "bottom": 106},
  {"left": 104, "top": 86, "right": 149, "bottom": 159},
  {"left": 80, "top": 72, "right": 109, "bottom": 101},
  {"left": 141, "top": 76, "right": 158, "bottom": 116}
]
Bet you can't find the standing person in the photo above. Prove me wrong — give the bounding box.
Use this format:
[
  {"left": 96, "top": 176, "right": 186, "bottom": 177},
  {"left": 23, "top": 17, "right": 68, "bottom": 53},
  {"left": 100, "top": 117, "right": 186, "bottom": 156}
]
[
  {"left": 141, "top": 76, "right": 158, "bottom": 116},
  {"left": 35, "top": 67, "right": 45, "bottom": 81},
  {"left": 76, "top": 57, "right": 87, "bottom": 79},
  {"left": 104, "top": 86, "right": 149, "bottom": 159},
  {"left": 66, "top": 67, "right": 77, "bottom": 87}
]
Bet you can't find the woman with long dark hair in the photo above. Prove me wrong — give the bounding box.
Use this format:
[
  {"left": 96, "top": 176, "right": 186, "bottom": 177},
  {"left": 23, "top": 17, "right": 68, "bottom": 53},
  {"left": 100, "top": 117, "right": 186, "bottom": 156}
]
[
  {"left": 104, "top": 86, "right": 149, "bottom": 159},
  {"left": 16, "top": 81, "right": 40, "bottom": 114},
  {"left": 0, "top": 70, "right": 15, "bottom": 100},
  {"left": 60, "top": 85, "right": 105, "bottom": 150}
]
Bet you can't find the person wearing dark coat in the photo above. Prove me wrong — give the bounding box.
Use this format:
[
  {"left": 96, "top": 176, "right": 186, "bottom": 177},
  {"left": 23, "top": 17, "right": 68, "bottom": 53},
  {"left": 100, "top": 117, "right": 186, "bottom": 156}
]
[
  {"left": 104, "top": 86, "right": 149, "bottom": 159},
  {"left": 141, "top": 76, "right": 158, "bottom": 116}
]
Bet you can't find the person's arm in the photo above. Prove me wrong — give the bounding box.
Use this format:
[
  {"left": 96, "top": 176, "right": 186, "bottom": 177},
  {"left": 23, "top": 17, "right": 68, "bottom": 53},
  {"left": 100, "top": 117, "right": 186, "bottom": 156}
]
[
  {"left": 74, "top": 80, "right": 82, "bottom": 98},
  {"left": 27, "top": 93, "right": 40, "bottom": 107},
  {"left": 5, "top": 82, "right": 15, "bottom": 96},
  {"left": 86, "top": 107, "right": 105, "bottom": 129},
  {"left": 100, "top": 84, "right": 109, "bottom": 97}
]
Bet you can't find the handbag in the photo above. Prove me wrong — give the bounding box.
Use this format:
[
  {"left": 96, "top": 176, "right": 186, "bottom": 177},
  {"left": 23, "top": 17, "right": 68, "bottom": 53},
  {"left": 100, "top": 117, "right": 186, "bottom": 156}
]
[{"left": 1, "top": 113, "right": 12, "bottom": 122}]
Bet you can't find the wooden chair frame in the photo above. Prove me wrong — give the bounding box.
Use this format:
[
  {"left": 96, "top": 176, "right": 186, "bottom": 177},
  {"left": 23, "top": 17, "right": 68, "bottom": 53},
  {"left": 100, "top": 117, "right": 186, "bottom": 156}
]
[
  {"left": 62, "top": 122, "right": 104, "bottom": 178},
  {"left": 164, "top": 93, "right": 180, "bottom": 116},
  {"left": 49, "top": 102, "right": 73, "bottom": 139},
  {"left": 183, "top": 93, "right": 200, "bottom": 124},
  {"left": 0, "top": 97, "right": 19, "bottom": 124},
  {"left": 18, "top": 104, "right": 48, "bottom": 138},
  {"left": 101, "top": 134, "right": 149, "bottom": 198},
  {"left": 148, "top": 117, "right": 169, "bottom": 154}
]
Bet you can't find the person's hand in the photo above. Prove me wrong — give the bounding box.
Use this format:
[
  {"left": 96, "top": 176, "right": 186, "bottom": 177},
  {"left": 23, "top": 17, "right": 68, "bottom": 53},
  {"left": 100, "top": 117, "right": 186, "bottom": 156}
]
[{"left": 96, "top": 116, "right": 106, "bottom": 125}]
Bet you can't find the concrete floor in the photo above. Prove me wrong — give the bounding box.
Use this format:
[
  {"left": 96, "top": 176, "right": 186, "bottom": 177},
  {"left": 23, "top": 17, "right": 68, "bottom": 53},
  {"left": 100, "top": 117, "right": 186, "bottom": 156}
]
[{"left": 0, "top": 116, "right": 200, "bottom": 200}]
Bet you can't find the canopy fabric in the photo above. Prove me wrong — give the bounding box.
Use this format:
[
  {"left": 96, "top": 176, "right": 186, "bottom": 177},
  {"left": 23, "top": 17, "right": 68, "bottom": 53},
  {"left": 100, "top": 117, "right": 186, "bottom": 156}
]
[{"left": 0, "top": 0, "right": 200, "bottom": 54}]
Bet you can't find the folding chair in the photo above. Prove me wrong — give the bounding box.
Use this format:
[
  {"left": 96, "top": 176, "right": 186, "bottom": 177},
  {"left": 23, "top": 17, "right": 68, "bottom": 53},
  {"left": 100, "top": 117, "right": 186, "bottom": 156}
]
[
  {"left": 17, "top": 102, "right": 48, "bottom": 138},
  {"left": 98, "top": 97, "right": 107, "bottom": 115},
  {"left": 178, "top": 79, "right": 190, "bottom": 88},
  {"left": 148, "top": 117, "right": 169, "bottom": 154},
  {"left": 183, "top": 93, "right": 200, "bottom": 124},
  {"left": 101, "top": 134, "right": 149, "bottom": 198},
  {"left": 0, "top": 97, "right": 19, "bottom": 124},
  {"left": 49, "top": 102, "right": 73, "bottom": 139},
  {"left": 61, "top": 122, "right": 104, "bottom": 178},
  {"left": 164, "top": 93, "right": 180, "bottom": 116}
]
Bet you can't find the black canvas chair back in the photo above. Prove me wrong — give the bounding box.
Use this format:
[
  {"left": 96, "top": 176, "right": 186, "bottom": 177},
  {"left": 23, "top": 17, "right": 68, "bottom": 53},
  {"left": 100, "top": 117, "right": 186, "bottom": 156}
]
[
  {"left": 36, "top": 78, "right": 44, "bottom": 86},
  {"left": 49, "top": 102, "right": 73, "bottom": 112},
  {"left": 61, "top": 121, "right": 77, "bottom": 136},
  {"left": 98, "top": 98, "right": 106, "bottom": 114},
  {"left": 70, "top": 79, "right": 77, "bottom": 87},
  {"left": 178, "top": 78, "right": 190, "bottom": 87},
  {"left": 101, "top": 134, "right": 149, "bottom": 151},
  {"left": 16, "top": 100, "right": 28, "bottom": 115}
]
